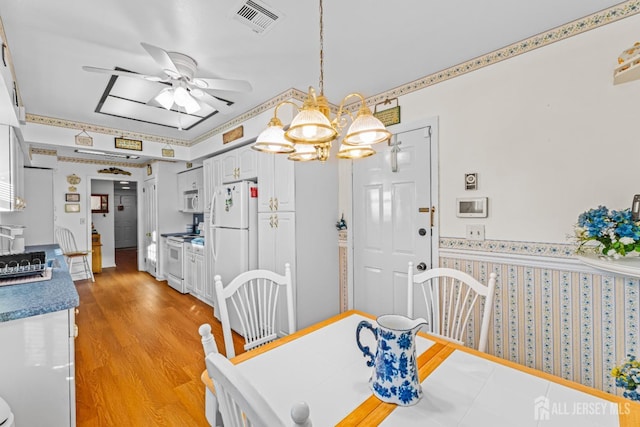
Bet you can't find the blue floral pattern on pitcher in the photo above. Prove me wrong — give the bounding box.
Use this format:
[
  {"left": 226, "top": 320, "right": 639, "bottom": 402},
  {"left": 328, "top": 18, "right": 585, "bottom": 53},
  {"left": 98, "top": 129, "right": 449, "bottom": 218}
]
[{"left": 356, "top": 314, "right": 427, "bottom": 406}]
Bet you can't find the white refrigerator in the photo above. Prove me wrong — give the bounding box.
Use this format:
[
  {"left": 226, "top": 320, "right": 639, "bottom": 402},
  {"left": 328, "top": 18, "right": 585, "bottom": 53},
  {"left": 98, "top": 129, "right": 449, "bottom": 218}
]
[{"left": 209, "top": 180, "right": 258, "bottom": 333}]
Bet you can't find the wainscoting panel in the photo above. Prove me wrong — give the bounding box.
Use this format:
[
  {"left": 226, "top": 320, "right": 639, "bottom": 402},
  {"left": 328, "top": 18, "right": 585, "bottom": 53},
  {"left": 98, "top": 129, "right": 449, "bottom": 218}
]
[{"left": 439, "top": 238, "right": 640, "bottom": 396}]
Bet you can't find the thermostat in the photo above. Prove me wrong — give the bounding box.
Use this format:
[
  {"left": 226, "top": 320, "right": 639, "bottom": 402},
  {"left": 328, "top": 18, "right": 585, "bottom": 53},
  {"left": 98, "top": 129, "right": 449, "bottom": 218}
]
[{"left": 456, "top": 197, "right": 488, "bottom": 218}]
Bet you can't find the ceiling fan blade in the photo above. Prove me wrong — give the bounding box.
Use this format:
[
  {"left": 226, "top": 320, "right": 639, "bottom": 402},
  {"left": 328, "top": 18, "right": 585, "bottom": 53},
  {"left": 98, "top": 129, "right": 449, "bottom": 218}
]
[
  {"left": 140, "top": 42, "right": 180, "bottom": 76},
  {"left": 82, "top": 66, "right": 164, "bottom": 82},
  {"left": 192, "top": 77, "right": 252, "bottom": 93},
  {"left": 191, "top": 90, "right": 233, "bottom": 114}
]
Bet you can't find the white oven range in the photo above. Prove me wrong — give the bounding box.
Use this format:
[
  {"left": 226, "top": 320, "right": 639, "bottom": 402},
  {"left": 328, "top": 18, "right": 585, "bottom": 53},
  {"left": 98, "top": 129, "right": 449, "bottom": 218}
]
[{"left": 166, "top": 234, "right": 200, "bottom": 293}]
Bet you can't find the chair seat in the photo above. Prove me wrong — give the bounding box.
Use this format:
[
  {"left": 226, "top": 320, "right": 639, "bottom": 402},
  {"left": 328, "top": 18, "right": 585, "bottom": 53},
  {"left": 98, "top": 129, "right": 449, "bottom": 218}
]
[{"left": 64, "top": 251, "right": 91, "bottom": 257}]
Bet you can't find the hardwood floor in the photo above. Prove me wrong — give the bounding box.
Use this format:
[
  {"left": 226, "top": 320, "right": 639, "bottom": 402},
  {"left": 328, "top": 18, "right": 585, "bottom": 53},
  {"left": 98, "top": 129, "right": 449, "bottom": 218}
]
[{"left": 74, "top": 248, "right": 244, "bottom": 426}]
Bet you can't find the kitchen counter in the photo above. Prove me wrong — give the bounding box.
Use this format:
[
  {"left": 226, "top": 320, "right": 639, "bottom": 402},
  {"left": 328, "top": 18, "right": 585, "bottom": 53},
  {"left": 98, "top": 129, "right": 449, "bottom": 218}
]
[{"left": 0, "top": 244, "right": 79, "bottom": 322}]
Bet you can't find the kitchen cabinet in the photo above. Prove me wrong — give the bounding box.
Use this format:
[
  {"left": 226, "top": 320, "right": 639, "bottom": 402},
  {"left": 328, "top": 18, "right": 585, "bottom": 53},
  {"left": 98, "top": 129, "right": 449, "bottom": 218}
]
[
  {"left": 203, "top": 156, "right": 222, "bottom": 215},
  {"left": 0, "top": 308, "right": 76, "bottom": 426},
  {"left": 256, "top": 158, "right": 339, "bottom": 331},
  {"left": 257, "top": 151, "right": 295, "bottom": 213},
  {"left": 0, "top": 33, "right": 20, "bottom": 127},
  {"left": 0, "top": 125, "right": 24, "bottom": 212},
  {"left": 221, "top": 145, "right": 258, "bottom": 183},
  {"left": 178, "top": 166, "right": 203, "bottom": 193},
  {"left": 178, "top": 167, "right": 203, "bottom": 212},
  {"left": 185, "top": 243, "right": 206, "bottom": 302}
]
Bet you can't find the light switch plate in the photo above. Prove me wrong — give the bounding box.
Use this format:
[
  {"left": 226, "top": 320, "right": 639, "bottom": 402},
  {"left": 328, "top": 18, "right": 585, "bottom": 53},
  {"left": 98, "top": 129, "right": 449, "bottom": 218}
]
[{"left": 467, "top": 225, "right": 485, "bottom": 241}]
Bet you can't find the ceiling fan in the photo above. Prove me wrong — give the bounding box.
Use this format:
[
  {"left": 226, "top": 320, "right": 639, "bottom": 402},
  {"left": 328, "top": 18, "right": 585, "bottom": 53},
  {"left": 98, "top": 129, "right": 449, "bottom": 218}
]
[{"left": 83, "top": 42, "right": 252, "bottom": 115}]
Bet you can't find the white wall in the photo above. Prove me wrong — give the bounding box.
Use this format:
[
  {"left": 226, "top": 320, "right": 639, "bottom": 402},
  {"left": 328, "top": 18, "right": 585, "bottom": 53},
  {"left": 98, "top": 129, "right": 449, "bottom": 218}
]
[
  {"left": 392, "top": 13, "right": 640, "bottom": 244},
  {"left": 52, "top": 161, "right": 144, "bottom": 271}
]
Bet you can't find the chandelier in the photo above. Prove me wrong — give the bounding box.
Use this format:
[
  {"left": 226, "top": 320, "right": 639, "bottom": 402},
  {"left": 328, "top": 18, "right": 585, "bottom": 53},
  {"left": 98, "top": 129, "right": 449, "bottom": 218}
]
[{"left": 252, "top": 0, "right": 391, "bottom": 161}]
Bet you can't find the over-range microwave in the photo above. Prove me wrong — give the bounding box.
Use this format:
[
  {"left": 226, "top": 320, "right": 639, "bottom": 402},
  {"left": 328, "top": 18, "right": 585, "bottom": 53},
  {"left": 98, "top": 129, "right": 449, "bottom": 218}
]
[{"left": 182, "top": 188, "right": 202, "bottom": 213}]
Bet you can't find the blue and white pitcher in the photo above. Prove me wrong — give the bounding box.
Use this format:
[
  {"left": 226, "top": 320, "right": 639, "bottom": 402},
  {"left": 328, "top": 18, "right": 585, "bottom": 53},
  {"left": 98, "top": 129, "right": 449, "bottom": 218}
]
[{"left": 356, "top": 314, "right": 427, "bottom": 406}]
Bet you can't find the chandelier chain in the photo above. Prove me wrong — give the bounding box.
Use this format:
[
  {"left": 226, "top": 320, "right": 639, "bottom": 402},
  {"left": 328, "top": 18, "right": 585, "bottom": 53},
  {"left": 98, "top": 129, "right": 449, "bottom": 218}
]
[{"left": 319, "top": 0, "right": 324, "bottom": 95}]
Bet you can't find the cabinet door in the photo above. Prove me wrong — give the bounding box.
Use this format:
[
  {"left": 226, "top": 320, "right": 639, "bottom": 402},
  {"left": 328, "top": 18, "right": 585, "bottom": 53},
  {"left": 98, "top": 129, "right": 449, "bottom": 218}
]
[
  {"left": 221, "top": 152, "right": 238, "bottom": 183},
  {"left": 272, "top": 153, "right": 295, "bottom": 212},
  {"left": 194, "top": 252, "right": 204, "bottom": 296},
  {"left": 237, "top": 146, "right": 258, "bottom": 180},
  {"left": 184, "top": 249, "right": 194, "bottom": 293},
  {"left": 257, "top": 153, "right": 275, "bottom": 213},
  {"left": 203, "top": 158, "right": 221, "bottom": 214}
]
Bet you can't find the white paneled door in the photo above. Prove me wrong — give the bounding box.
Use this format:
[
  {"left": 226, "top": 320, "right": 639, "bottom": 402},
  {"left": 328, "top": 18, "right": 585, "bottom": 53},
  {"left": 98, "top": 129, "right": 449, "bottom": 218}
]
[
  {"left": 143, "top": 179, "right": 157, "bottom": 276},
  {"left": 353, "top": 121, "right": 436, "bottom": 316}
]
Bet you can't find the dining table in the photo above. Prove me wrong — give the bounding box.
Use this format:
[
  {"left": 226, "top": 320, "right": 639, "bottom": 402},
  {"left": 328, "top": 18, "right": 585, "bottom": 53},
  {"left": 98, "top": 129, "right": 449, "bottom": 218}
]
[{"left": 202, "top": 309, "right": 640, "bottom": 426}]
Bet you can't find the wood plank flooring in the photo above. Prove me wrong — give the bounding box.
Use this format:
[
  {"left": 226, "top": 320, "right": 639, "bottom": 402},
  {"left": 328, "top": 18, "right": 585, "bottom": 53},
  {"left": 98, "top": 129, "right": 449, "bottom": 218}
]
[{"left": 74, "top": 248, "right": 244, "bottom": 426}]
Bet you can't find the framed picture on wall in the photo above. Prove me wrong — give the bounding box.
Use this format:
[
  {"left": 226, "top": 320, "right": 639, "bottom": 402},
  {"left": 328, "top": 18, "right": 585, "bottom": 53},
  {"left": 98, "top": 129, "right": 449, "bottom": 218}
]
[
  {"left": 65, "top": 203, "right": 81, "bottom": 213},
  {"left": 65, "top": 193, "right": 80, "bottom": 202}
]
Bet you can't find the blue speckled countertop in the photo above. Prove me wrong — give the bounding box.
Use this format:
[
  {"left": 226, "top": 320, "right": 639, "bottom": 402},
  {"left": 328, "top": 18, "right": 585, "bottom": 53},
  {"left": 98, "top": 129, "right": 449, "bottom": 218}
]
[{"left": 0, "top": 244, "right": 79, "bottom": 322}]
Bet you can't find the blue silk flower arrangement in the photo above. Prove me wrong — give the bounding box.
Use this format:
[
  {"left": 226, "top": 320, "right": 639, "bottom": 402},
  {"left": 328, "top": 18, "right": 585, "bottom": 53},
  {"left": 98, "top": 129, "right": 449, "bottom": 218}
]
[{"left": 575, "top": 206, "right": 640, "bottom": 259}]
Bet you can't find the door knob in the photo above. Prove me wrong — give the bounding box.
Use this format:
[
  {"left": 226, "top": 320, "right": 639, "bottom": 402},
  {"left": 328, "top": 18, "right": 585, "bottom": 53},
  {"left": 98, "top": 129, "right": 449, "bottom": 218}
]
[
  {"left": 418, "top": 228, "right": 427, "bottom": 236},
  {"left": 416, "top": 262, "right": 427, "bottom": 271}
]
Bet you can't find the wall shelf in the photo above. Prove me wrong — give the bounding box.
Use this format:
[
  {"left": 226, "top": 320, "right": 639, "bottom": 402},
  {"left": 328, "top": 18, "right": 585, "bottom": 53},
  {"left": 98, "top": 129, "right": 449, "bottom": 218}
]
[{"left": 576, "top": 253, "right": 640, "bottom": 279}]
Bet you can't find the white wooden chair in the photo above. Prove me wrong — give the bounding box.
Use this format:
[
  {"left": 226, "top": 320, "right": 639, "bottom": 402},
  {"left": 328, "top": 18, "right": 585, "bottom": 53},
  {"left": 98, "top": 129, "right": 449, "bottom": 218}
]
[
  {"left": 205, "top": 352, "right": 311, "bottom": 427},
  {"left": 55, "top": 226, "right": 94, "bottom": 282},
  {"left": 199, "top": 324, "right": 224, "bottom": 427},
  {"left": 407, "top": 263, "right": 497, "bottom": 352},
  {"left": 214, "top": 263, "right": 295, "bottom": 358}
]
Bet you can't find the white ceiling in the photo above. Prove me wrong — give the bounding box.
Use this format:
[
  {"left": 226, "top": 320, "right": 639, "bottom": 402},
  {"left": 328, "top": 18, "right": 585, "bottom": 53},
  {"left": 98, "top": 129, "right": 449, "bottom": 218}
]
[{"left": 0, "top": 0, "right": 628, "bottom": 162}]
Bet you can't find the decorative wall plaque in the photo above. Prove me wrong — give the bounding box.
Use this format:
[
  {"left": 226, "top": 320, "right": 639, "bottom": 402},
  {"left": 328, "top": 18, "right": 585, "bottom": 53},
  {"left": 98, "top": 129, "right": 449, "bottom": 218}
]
[
  {"left": 66, "top": 174, "right": 81, "bottom": 185},
  {"left": 162, "top": 148, "right": 175, "bottom": 158},
  {"left": 114, "top": 137, "right": 142, "bottom": 151},
  {"left": 223, "top": 125, "right": 244, "bottom": 144},
  {"left": 75, "top": 130, "right": 93, "bottom": 147},
  {"left": 98, "top": 167, "right": 132, "bottom": 176},
  {"left": 373, "top": 98, "right": 401, "bottom": 127}
]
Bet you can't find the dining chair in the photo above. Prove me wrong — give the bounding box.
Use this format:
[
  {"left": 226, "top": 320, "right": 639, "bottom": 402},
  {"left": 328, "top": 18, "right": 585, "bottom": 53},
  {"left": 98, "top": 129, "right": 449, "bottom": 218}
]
[
  {"left": 407, "top": 262, "right": 497, "bottom": 352},
  {"left": 205, "top": 352, "right": 311, "bottom": 427},
  {"left": 199, "top": 323, "right": 224, "bottom": 427},
  {"left": 55, "top": 226, "right": 95, "bottom": 282},
  {"left": 214, "top": 263, "right": 295, "bottom": 358}
]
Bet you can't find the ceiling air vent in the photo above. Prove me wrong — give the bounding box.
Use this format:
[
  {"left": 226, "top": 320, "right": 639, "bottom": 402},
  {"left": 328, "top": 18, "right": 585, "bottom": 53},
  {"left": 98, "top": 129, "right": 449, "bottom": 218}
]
[{"left": 231, "top": 0, "right": 284, "bottom": 35}]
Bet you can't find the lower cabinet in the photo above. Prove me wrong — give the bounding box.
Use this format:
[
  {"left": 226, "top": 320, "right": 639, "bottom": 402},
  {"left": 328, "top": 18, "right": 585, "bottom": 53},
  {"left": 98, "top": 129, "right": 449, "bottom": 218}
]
[
  {"left": 186, "top": 243, "right": 209, "bottom": 304},
  {"left": 0, "top": 308, "right": 76, "bottom": 426}
]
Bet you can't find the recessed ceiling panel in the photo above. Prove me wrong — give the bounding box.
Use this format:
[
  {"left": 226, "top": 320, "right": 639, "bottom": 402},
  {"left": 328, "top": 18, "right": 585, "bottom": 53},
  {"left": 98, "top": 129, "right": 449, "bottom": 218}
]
[{"left": 95, "top": 75, "right": 221, "bottom": 130}]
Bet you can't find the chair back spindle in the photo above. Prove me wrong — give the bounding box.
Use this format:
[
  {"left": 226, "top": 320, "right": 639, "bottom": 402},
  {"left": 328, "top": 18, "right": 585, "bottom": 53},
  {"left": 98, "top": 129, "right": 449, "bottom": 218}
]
[
  {"left": 215, "top": 263, "right": 295, "bottom": 358},
  {"left": 408, "top": 262, "right": 496, "bottom": 352}
]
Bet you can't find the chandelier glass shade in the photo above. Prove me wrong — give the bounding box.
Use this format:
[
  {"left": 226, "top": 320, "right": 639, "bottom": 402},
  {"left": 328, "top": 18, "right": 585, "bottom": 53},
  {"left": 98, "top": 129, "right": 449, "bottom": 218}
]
[
  {"left": 251, "top": 0, "right": 391, "bottom": 162},
  {"left": 251, "top": 116, "right": 295, "bottom": 154}
]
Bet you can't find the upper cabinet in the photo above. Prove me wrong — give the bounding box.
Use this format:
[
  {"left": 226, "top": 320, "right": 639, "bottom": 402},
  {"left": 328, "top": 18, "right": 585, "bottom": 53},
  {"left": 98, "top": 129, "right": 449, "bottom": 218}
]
[
  {"left": 0, "top": 125, "right": 24, "bottom": 211},
  {"left": 203, "top": 156, "right": 221, "bottom": 215},
  {"left": 257, "top": 152, "right": 295, "bottom": 213},
  {"left": 178, "top": 166, "right": 203, "bottom": 193},
  {"left": 221, "top": 145, "right": 257, "bottom": 183},
  {"left": 177, "top": 167, "right": 204, "bottom": 213},
  {"left": 0, "top": 33, "right": 20, "bottom": 127}
]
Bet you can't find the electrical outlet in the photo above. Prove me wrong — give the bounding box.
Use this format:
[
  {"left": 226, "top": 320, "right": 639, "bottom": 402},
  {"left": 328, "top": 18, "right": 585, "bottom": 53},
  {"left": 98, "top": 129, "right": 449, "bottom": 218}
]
[{"left": 466, "top": 225, "right": 485, "bottom": 241}]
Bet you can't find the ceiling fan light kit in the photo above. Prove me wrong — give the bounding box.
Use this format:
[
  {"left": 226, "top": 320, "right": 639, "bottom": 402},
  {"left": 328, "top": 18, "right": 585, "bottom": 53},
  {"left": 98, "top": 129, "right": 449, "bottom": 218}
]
[{"left": 252, "top": 0, "right": 391, "bottom": 162}]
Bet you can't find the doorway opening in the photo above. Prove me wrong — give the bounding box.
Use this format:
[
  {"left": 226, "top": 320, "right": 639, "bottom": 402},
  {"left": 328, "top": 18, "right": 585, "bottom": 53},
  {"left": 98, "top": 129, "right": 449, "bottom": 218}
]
[{"left": 90, "top": 178, "right": 139, "bottom": 271}]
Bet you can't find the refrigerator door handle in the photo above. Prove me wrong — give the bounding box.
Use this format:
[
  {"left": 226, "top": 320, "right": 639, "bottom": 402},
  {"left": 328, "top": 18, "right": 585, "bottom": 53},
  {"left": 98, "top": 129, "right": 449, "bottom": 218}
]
[
  {"left": 211, "top": 227, "right": 218, "bottom": 262},
  {"left": 209, "top": 189, "right": 217, "bottom": 227}
]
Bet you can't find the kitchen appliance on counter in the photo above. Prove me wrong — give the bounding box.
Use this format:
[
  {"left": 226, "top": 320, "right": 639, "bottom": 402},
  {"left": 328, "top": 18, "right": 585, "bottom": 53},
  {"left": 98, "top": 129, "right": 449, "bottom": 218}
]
[
  {"left": 209, "top": 180, "right": 258, "bottom": 331},
  {"left": 0, "top": 225, "right": 26, "bottom": 255},
  {"left": 166, "top": 233, "right": 202, "bottom": 293}
]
